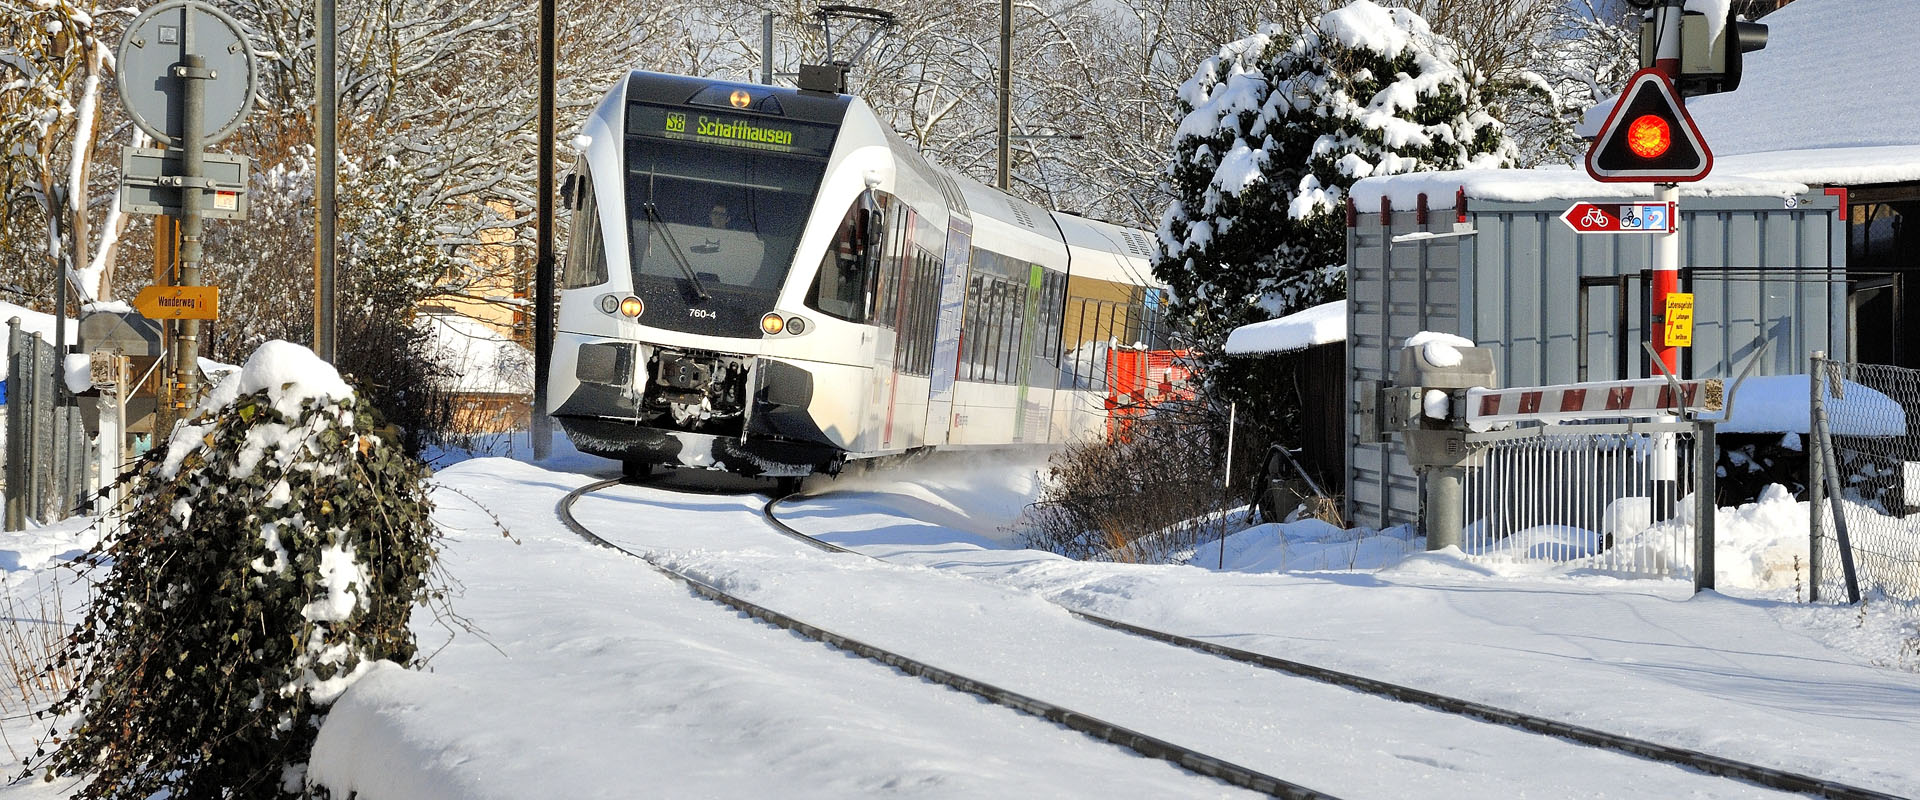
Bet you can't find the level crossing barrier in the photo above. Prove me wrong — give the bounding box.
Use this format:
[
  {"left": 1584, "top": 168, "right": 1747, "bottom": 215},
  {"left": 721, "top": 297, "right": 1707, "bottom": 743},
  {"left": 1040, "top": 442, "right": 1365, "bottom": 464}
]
[{"left": 1449, "top": 377, "right": 1721, "bottom": 587}]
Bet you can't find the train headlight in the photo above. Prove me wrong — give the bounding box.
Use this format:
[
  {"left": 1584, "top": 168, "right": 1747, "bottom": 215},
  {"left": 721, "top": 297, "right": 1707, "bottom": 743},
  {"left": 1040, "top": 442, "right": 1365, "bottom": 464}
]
[
  {"left": 760, "top": 313, "right": 785, "bottom": 335},
  {"left": 598, "top": 294, "right": 620, "bottom": 314},
  {"left": 619, "top": 296, "right": 645, "bottom": 318},
  {"left": 785, "top": 316, "right": 806, "bottom": 335}
]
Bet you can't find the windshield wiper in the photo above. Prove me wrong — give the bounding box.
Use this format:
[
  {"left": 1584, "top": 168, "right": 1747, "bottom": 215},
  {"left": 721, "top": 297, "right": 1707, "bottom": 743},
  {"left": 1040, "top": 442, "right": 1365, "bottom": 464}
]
[{"left": 642, "top": 203, "right": 710, "bottom": 302}]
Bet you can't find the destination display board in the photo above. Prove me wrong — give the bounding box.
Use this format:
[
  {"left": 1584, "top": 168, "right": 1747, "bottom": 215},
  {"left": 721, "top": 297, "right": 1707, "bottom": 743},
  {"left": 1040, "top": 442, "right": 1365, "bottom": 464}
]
[{"left": 628, "top": 103, "right": 838, "bottom": 157}]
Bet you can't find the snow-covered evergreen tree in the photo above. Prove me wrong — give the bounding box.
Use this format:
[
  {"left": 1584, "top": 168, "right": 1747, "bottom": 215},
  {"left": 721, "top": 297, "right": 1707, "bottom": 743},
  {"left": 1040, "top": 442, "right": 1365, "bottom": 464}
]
[{"left": 1155, "top": 0, "right": 1515, "bottom": 351}]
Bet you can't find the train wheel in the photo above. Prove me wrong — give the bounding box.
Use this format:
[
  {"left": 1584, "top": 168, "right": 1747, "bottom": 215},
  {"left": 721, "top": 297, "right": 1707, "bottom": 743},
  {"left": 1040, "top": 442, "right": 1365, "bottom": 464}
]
[
  {"left": 622, "top": 460, "right": 654, "bottom": 482},
  {"left": 772, "top": 476, "right": 804, "bottom": 497}
]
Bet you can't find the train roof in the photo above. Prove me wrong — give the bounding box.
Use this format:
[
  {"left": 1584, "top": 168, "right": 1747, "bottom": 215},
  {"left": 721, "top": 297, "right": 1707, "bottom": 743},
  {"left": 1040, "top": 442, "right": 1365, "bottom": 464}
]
[{"left": 1051, "top": 211, "right": 1159, "bottom": 288}]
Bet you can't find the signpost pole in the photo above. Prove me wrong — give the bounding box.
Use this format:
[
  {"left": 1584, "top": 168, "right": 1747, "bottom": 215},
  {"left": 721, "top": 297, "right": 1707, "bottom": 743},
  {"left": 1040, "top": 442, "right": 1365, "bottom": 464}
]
[
  {"left": 154, "top": 212, "right": 175, "bottom": 437},
  {"left": 175, "top": 47, "right": 207, "bottom": 413}
]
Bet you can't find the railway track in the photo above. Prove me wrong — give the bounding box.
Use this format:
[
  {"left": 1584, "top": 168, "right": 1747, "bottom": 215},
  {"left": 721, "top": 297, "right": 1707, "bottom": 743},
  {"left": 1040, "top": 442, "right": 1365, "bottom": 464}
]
[
  {"left": 560, "top": 477, "right": 1320, "bottom": 798},
  {"left": 561, "top": 477, "right": 1902, "bottom": 799}
]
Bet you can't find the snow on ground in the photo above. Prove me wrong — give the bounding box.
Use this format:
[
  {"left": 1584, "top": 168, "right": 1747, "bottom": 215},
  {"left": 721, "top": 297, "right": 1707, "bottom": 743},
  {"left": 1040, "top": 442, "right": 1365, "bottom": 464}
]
[
  {"left": 2, "top": 442, "right": 1917, "bottom": 797},
  {"left": 772, "top": 451, "right": 1920, "bottom": 796},
  {"left": 0, "top": 515, "right": 98, "bottom": 800}
]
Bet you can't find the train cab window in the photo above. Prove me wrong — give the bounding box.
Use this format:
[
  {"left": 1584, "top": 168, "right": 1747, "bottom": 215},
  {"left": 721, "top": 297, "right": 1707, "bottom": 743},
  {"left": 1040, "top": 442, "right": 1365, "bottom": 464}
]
[
  {"left": 562, "top": 167, "right": 608, "bottom": 288},
  {"left": 807, "top": 194, "right": 881, "bottom": 322}
]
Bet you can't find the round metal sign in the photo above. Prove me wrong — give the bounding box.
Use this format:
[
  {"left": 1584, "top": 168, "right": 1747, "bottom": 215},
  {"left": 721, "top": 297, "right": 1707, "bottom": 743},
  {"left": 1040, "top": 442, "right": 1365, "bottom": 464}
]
[{"left": 115, "top": 0, "right": 258, "bottom": 147}]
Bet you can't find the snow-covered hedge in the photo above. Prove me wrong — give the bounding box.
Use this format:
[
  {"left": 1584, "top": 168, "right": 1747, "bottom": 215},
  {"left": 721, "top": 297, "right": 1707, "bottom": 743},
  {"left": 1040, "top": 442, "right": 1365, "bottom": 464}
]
[{"left": 33, "top": 341, "right": 440, "bottom": 798}]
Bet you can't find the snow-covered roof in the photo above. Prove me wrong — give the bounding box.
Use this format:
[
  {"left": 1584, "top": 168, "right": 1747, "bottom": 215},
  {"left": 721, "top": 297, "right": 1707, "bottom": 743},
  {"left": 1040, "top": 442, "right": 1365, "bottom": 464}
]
[
  {"left": 421, "top": 312, "right": 533, "bottom": 395},
  {"left": 1347, "top": 165, "right": 1805, "bottom": 209},
  {"left": 1709, "top": 374, "right": 1904, "bottom": 436},
  {"left": 1715, "top": 146, "right": 1920, "bottom": 188},
  {"left": 1686, "top": 0, "right": 1919, "bottom": 162},
  {"left": 0, "top": 300, "right": 79, "bottom": 382},
  {"left": 1223, "top": 299, "right": 1345, "bottom": 356}
]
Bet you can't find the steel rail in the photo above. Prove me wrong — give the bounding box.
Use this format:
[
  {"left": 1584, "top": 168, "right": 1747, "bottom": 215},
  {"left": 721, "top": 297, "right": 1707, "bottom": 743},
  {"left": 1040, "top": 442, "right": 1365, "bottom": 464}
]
[
  {"left": 559, "top": 478, "right": 1330, "bottom": 799},
  {"left": 762, "top": 491, "right": 1907, "bottom": 800}
]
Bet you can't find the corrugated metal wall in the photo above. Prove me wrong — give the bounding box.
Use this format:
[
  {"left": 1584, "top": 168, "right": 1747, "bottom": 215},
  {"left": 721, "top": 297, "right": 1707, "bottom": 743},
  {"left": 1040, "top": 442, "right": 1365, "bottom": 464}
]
[
  {"left": 1347, "top": 193, "right": 1847, "bottom": 531},
  {"left": 1347, "top": 207, "right": 1466, "bottom": 531}
]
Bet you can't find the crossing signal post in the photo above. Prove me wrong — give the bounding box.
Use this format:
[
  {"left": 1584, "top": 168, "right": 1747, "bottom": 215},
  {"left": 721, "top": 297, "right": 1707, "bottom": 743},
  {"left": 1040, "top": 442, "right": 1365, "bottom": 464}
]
[{"left": 1588, "top": 0, "right": 1764, "bottom": 379}]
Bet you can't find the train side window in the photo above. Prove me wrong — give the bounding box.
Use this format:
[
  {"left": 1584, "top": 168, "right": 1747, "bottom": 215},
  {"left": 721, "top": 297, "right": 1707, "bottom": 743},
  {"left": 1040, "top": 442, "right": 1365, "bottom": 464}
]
[
  {"left": 806, "top": 194, "right": 879, "bottom": 322},
  {"left": 562, "top": 168, "right": 608, "bottom": 289},
  {"left": 967, "top": 274, "right": 983, "bottom": 379}
]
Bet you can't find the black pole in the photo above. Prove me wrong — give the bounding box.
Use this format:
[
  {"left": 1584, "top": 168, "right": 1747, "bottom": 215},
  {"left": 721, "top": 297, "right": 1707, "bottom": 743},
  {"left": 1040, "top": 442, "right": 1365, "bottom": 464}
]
[
  {"left": 315, "top": 0, "right": 337, "bottom": 361},
  {"left": 532, "top": 0, "right": 556, "bottom": 459},
  {"left": 996, "top": 0, "right": 1011, "bottom": 190}
]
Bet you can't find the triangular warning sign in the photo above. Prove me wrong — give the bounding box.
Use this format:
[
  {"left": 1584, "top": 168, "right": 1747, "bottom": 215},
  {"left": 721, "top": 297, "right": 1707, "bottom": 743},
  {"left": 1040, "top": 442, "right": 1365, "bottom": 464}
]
[{"left": 1586, "top": 69, "right": 1713, "bottom": 183}]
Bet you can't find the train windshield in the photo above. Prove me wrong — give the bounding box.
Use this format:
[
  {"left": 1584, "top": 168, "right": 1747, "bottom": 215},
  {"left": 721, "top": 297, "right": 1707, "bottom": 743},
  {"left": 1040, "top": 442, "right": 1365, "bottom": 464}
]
[{"left": 623, "top": 103, "right": 835, "bottom": 336}]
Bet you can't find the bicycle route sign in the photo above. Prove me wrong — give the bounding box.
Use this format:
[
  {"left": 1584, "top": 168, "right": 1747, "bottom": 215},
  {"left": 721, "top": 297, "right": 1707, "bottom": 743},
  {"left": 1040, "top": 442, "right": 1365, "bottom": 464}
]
[{"left": 1559, "top": 201, "right": 1677, "bottom": 234}]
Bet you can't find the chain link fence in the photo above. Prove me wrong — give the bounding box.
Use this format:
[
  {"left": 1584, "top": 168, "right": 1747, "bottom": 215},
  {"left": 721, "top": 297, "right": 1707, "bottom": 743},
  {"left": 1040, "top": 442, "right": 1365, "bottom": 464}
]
[{"left": 1809, "top": 354, "right": 1920, "bottom": 603}]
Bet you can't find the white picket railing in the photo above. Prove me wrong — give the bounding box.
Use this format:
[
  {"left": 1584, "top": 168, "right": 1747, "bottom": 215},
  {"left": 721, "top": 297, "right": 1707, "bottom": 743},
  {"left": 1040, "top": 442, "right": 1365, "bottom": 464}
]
[{"left": 1459, "top": 419, "right": 1705, "bottom": 581}]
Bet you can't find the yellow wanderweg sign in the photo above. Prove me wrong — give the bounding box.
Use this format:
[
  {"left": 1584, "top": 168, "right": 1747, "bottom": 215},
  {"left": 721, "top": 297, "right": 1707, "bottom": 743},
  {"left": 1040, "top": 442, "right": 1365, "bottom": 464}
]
[
  {"left": 134, "top": 285, "right": 220, "bottom": 321},
  {"left": 1664, "top": 292, "right": 1694, "bottom": 347}
]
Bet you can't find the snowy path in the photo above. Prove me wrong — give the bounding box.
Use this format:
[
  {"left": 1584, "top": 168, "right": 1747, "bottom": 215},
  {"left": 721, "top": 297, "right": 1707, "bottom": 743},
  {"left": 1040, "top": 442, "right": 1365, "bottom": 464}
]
[
  {"left": 768, "top": 472, "right": 1920, "bottom": 798},
  {"left": 7, "top": 451, "right": 1915, "bottom": 799},
  {"left": 310, "top": 460, "right": 1246, "bottom": 799},
  {"left": 426, "top": 467, "right": 1800, "bottom": 798}
]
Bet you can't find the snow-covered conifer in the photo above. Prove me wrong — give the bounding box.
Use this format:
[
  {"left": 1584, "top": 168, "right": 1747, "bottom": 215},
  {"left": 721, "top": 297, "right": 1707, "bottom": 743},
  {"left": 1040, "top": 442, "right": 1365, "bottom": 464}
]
[{"left": 1155, "top": 0, "right": 1515, "bottom": 351}]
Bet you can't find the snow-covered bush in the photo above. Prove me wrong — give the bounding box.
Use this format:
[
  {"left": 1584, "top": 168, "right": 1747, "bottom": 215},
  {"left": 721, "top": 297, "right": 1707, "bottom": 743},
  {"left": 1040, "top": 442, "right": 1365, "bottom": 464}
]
[
  {"left": 31, "top": 341, "right": 439, "bottom": 798},
  {"left": 1019, "top": 412, "right": 1244, "bottom": 561}
]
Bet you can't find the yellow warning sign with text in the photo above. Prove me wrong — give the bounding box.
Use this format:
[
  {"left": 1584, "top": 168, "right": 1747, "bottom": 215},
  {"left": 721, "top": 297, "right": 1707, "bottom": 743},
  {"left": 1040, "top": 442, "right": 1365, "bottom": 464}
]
[{"left": 1664, "top": 292, "right": 1694, "bottom": 347}]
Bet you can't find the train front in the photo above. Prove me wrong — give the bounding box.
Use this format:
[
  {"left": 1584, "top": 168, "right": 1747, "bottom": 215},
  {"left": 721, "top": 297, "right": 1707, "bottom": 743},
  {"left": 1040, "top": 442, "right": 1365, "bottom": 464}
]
[{"left": 548, "top": 72, "right": 860, "bottom": 479}]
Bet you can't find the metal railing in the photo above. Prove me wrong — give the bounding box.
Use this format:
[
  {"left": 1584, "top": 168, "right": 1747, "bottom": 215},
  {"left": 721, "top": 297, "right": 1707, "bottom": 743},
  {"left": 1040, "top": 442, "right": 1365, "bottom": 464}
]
[
  {"left": 1809, "top": 353, "right": 1920, "bottom": 604},
  {"left": 4, "top": 317, "right": 93, "bottom": 528},
  {"left": 1461, "top": 420, "right": 1706, "bottom": 579}
]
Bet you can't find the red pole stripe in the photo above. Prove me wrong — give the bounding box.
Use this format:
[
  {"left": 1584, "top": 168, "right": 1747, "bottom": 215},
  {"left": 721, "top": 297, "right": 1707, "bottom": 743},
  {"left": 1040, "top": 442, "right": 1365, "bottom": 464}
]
[{"left": 1559, "top": 389, "right": 1587, "bottom": 413}]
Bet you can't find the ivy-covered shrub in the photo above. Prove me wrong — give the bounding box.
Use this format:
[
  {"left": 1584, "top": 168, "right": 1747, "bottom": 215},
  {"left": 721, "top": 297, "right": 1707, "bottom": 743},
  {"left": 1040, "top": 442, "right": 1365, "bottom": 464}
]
[{"left": 32, "top": 340, "right": 439, "bottom": 798}]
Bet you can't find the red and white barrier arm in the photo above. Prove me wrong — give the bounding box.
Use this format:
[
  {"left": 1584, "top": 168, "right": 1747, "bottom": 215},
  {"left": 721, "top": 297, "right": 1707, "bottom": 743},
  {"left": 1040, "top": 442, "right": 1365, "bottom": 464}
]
[{"left": 1465, "top": 378, "right": 1723, "bottom": 424}]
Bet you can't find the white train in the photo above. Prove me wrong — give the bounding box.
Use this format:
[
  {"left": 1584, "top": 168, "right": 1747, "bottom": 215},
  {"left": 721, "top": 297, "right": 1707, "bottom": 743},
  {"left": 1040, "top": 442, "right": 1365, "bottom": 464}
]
[{"left": 549, "top": 70, "right": 1172, "bottom": 489}]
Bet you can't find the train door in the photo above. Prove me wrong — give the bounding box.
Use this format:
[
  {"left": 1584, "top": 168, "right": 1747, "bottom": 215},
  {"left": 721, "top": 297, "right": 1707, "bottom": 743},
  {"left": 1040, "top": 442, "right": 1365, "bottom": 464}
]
[
  {"left": 1012, "top": 264, "right": 1046, "bottom": 442},
  {"left": 866, "top": 199, "right": 908, "bottom": 452},
  {"left": 925, "top": 221, "right": 972, "bottom": 446},
  {"left": 881, "top": 209, "right": 918, "bottom": 449}
]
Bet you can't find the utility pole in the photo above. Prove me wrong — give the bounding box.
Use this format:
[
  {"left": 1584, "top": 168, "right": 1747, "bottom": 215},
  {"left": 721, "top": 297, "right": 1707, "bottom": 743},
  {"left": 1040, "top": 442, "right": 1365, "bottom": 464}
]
[
  {"left": 532, "top": 0, "right": 556, "bottom": 459},
  {"left": 762, "top": 13, "right": 775, "bottom": 85},
  {"left": 314, "top": 0, "right": 337, "bottom": 362},
  {"left": 996, "top": 0, "right": 1011, "bottom": 190}
]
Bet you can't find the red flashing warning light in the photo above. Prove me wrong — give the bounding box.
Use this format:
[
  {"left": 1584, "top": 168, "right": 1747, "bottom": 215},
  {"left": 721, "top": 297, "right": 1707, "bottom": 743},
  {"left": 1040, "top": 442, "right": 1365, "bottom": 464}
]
[
  {"left": 1626, "top": 115, "right": 1671, "bottom": 159},
  {"left": 1585, "top": 69, "right": 1712, "bottom": 183}
]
